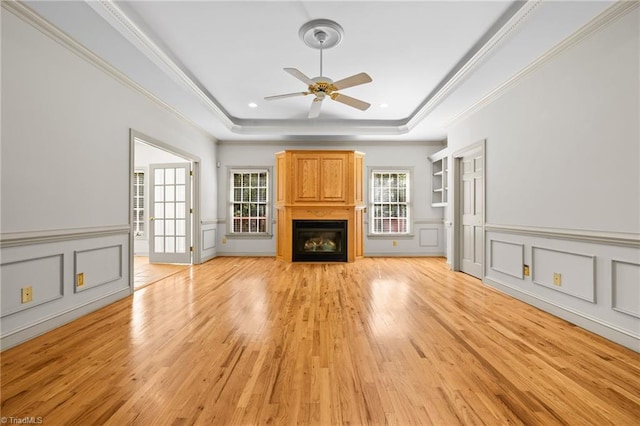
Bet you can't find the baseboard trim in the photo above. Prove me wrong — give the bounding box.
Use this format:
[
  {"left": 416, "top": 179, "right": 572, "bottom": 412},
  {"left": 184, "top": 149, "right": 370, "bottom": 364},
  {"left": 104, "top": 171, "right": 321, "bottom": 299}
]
[
  {"left": 365, "top": 252, "right": 446, "bottom": 258},
  {"left": 213, "top": 252, "right": 275, "bottom": 257},
  {"left": 1, "top": 288, "right": 131, "bottom": 350},
  {"left": 484, "top": 277, "right": 639, "bottom": 352}
]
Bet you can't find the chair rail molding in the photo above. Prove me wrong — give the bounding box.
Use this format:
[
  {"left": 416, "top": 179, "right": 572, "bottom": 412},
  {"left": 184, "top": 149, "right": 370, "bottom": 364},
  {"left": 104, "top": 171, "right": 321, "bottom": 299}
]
[{"left": 485, "top": 224, "right": 640, "bottom": 248}]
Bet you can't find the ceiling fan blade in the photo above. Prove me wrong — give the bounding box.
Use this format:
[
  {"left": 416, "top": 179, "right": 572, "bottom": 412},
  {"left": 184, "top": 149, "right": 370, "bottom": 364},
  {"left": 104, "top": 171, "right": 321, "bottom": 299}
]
[
  {"left": 264, "top": 92, "right": 308, "bottom": 101},
  {"left": 331, "top": 93, "right": 370, "bottom": 111},
  {"left": 284, "top": 68, "right": 315, "bottom": 86},
  {"left": 332, "top": 72, "right": 372, "bottom": 90},
  {"left": 308, "top": 97, "right": 323, "bottom": 119}
]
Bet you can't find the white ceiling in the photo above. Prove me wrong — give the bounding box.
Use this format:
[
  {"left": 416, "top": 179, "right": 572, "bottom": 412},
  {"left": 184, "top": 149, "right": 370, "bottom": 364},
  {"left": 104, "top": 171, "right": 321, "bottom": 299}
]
[{"left": 23, "top": 0, "right": 615, "bottom": 142}]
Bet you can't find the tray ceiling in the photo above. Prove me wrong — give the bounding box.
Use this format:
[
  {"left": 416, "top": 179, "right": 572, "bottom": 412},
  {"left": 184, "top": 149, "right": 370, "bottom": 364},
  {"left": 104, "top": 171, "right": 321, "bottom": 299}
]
[{"left": 22, "top": 0, "right": 616, "bottom": 142}]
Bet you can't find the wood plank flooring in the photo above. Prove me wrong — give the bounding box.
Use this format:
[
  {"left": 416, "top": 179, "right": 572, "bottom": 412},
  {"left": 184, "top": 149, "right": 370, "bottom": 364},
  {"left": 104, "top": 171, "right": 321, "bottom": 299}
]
[
  {"left": 2, "top": 257, "right": 639, "bottom": 425},
  {"left": 133, "top": 256, "right": 189, "bottom": 289}
]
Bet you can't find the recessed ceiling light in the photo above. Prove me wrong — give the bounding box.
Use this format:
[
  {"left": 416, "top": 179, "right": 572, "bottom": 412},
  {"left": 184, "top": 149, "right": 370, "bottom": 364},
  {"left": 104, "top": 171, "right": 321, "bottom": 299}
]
[
  {"left": 248, "top": 102, "right": 258, "bottom": 108},
  {"left": 379, "top": 103, "right": 388, "bottom": 108}
]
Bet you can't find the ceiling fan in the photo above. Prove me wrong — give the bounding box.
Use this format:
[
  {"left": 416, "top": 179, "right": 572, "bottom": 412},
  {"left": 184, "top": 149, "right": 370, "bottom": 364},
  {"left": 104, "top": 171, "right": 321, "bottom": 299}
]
[{"left": 265, "top": 19, "right": 373, "bottom": 119}]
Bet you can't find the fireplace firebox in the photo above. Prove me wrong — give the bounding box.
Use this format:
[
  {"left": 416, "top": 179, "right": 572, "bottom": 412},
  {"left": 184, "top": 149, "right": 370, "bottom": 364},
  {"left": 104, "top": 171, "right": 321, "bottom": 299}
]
[{"left": 292, "top": 220, "right": 348, "bottom": 262}]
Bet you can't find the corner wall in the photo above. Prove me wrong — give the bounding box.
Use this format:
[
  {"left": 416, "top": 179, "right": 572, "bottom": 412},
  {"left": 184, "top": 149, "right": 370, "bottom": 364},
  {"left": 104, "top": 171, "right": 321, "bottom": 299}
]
[
  {"left": 216, "top": 141, "right": 446, "bottom": 257},
  {"left": 447, "top": 5, "right": 639, "bottom": 350},
  {"left": 1, "top": 6, "right": 217, "bottom": 349}
]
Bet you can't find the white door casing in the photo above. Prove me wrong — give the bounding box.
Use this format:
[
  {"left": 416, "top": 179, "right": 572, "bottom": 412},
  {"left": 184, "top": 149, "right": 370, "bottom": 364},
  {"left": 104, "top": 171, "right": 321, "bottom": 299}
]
[{"left": 452, "top": 140, "right": 485, "bottom": 278}]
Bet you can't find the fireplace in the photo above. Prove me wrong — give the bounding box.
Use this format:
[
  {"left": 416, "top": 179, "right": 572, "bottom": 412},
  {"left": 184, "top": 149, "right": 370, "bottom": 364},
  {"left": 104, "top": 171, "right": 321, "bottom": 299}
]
[
  {"left": 292, "top": 220, "right": 348, "bottom": 262},
  {"left": 276, "top": 150, "right": 364, "bottom": 262}
]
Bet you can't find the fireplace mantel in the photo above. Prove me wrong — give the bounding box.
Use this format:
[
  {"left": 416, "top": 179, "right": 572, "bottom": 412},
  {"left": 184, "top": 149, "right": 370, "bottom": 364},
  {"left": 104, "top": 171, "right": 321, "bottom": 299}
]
[{"left": 275, "top": 150, "right": 364, "bottom": 262}]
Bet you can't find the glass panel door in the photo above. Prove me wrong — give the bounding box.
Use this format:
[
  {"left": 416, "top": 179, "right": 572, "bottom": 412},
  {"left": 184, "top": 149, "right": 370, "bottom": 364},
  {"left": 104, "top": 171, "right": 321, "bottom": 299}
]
[{"left": 149, "top": 163, "right": 191, "bottom": 264}]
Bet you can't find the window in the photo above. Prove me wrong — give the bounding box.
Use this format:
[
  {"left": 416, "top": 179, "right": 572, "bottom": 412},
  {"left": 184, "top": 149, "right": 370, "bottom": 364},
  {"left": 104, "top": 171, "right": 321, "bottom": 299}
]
[
  {"left": 133, "top": 170, "right": 145, "bottom": 237},
  {"left": 229, "top": 169, "right": 270, "bottom": 234},
  {"left": 370, "top": 169, "right": 410, "bottom": 234}
]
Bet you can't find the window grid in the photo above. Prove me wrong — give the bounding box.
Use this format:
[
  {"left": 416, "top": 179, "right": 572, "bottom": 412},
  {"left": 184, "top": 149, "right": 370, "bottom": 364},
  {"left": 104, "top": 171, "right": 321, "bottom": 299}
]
[
  {"left": 231, "top": 170, "right": 269, "bottom": 234},
  {"left": 133, "top": 171, "right": 145, "bottom": 236},
  {"left": 371, "top": 171, "right": 409, "bottom": 234}
]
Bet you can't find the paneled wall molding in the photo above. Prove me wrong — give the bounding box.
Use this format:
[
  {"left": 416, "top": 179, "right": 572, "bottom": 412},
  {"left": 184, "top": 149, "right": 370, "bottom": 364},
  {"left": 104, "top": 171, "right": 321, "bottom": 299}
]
[
  {"left": 485, "top": 224, "right": 640, "bottom": 248},
  {"left": 531, "top": 246, "right": 596, "bottom": 303},
  {"left": 489, "top": 239, "right": 524, "bottom": 279},
  {"left": 447, "top": 0, "right": 639, "bottom": 128},
  {"left": 611, "top": 260, "right": 640, "bottom": 319},
  {"left": 0, "top": 225, "right": 130, "bottom": 248},
  {"left": 1, "top": 0, "right": 213, "bottom": 139},
  {"left": 73, "top": 245, "right": 123, "bottom": 293},
  {"left": 201, "top": 220, "right": 218, "bottom": 226},
  {"left": 1, "top": 254, "right": 64, "bottom": 317}
]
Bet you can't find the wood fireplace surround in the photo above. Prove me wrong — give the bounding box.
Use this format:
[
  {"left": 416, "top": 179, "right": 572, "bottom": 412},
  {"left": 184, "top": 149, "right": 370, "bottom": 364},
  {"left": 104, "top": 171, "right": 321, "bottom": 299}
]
[{"left": 276, "top": 150, "right": 365, "bottom": 262}]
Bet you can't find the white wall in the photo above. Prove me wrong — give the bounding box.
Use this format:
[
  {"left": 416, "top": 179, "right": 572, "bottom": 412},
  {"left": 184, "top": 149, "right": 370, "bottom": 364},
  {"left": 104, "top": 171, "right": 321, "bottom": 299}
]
[
  {"left": 0, "top": 8, "right": 217, "bottom": 348},
  {"left": 448, "top": 7, "right": 639, "bottom": 234},
  {"left": 216, "top": 141, "right": 445, "bottom": 257},
  {"left": 446, "top": 7, "right": 640, "bottom": 350}
]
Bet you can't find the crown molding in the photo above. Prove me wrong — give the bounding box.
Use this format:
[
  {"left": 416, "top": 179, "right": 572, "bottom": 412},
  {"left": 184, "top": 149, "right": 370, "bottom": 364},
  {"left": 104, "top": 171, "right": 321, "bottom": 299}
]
[
  {"left": 86, "top": 0, "right": 235, "bottom": 131},
  {"left": 405, "top": 0, "right": 542, "bottom": 130},
  {"left": 1, "top": 0, "right": 216, "bottom": 141},
  {"left": 445, "top": 0, "right": 639, "bottom": 129},
  {"left": 81, "top": 0, "right": 535, "bottom": 137}
]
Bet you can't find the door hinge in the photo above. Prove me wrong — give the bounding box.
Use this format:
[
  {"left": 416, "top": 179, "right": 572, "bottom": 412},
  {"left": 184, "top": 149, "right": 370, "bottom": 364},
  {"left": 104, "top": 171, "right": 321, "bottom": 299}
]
[
  {"left": 190, "top": 170, "right": 193, "bottom": 176},
  {"left": 190, "top": 246, "right": 194, "bottom": 252},
  {"left": 190, "top": 208, "right": 193, "bottom": 214}
]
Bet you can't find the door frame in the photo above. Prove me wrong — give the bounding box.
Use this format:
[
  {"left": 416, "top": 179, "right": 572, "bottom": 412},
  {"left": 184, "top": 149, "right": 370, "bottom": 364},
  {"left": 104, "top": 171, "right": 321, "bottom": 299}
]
[
  {"left": 451, "top": 139, "right": 486, "bottom": 276},
  {"left": 129, "top": 129, "right": 202, "bottom": 292}
]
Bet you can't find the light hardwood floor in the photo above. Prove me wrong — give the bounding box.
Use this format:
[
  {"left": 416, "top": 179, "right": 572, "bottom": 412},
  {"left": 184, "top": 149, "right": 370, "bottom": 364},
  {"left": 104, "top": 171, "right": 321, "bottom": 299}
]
[
  {"left": 2, "top": 257, "right": 639, "bottom": 425},
  {"left": 133, "top": 256, "right": 189, "bottom": 289}
]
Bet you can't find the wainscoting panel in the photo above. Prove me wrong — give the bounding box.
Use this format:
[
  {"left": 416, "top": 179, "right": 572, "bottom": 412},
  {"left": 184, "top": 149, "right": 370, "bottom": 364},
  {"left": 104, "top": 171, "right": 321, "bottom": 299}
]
[
  {"left": 612, "top": 260, "right": 640, "bottom": 319},
  {"left": 490, "top": 240, "right": 524, "bottom": 279},
  {"left": 200, "top": 221, "right": 217, "bottom": 263},
  {"left": 484, "top": 227, "right": 640, "bottom": 351},
  {"left": 532, "top": 246, "right": 596, "bottom": 303},
  {"left": 0, "top": 228, "right": 130, "bottom": 349},
  {"left": 366, "top": 219, "right": 445, "bottom": 257},
  {"left": 74, "top": 245, "right": 122, "bottom": 292},
  {"left": 1, "top": 254, "right": 64, "bottom": 317},
  {"left": 419, "top": 228, "right": 439, "bottom": 247},
  {"left": 202, "top": 228, "right": 216, "bottom": 251}
]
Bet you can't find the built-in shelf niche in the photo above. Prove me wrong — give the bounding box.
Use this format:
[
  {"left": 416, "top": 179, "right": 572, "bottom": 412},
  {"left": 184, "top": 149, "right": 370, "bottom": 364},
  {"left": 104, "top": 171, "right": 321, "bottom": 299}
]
[{"left": 429, "top": 149, "right": 448, "bottom": 207}]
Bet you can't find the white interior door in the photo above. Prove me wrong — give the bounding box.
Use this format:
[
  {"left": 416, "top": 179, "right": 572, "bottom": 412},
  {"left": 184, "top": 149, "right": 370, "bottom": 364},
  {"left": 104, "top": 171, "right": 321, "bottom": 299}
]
[
  {"left": 149, "top": 163, "right": 191, "bottom": 264},
  {"left": 460, "top": 151, "right": 484, "bottom": 278}
]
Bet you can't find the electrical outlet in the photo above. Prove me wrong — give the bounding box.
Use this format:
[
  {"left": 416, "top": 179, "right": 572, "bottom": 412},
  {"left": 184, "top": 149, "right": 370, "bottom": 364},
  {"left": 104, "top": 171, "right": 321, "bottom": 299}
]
[
  {"left": 222, "top": 237, "right": 227, "bottom": 244},
  {"left": 21, "top": 286, "right": 33, "bottom": 303},
  {"left": 77, "top": 272, "right": 85, "bottom": 287},
  {"left": 392, "top": 240, "right": 398, "bottom": 247},
  {"left": 523, "top": 265, "right": 530, "bottom": 276},
  {"left": 553, "top": 272, "right": 562, "bottom": 286}
]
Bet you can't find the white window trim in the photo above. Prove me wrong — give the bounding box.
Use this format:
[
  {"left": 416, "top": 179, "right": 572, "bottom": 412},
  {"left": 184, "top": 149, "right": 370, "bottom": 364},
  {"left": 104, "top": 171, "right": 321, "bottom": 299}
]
[
  {"left": 133, "top": 168, "right": 146, "bottom": 239},
  {"left": 227, "top": 166, "right": 273, "bottom": 237},
  {"left": 367, "top": 167, "right": 413, "bottom": 237}
]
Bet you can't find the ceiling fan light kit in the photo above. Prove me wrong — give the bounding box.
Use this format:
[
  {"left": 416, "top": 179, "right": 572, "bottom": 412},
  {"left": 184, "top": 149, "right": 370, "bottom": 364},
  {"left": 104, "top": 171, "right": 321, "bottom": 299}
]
[{"left": 265, "top": 19, "right": 372, "bottom": 119}]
